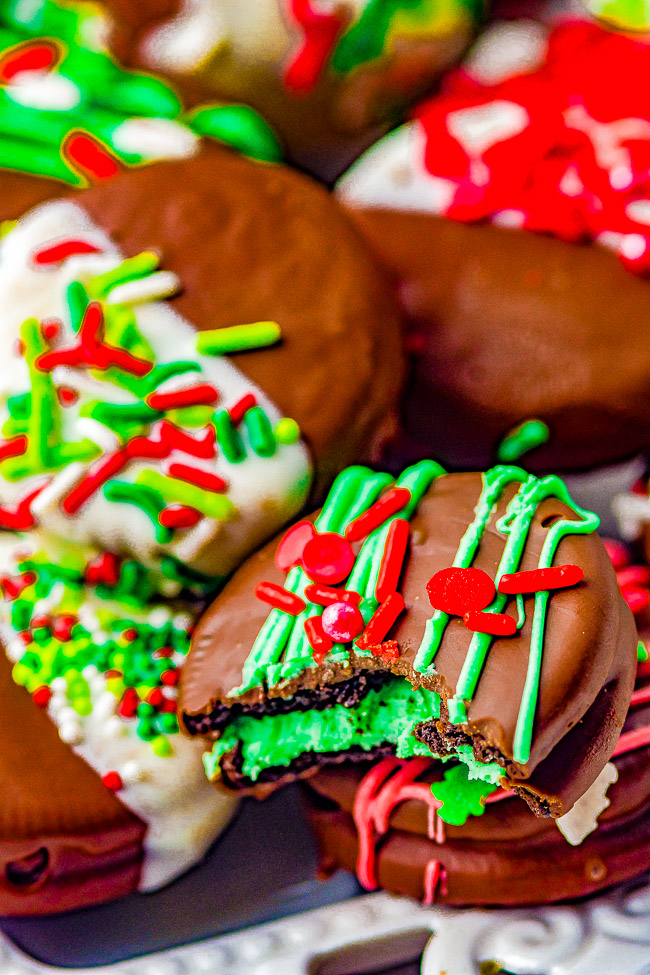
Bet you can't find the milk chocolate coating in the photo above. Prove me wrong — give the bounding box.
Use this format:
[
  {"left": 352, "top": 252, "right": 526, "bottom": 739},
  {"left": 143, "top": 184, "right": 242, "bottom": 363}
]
[
  {"left": 75, "top": 147, "right": 404, "bottom": 495},
  {"left": 303, "top": 688, "right": 650, "bottom": 906},
  {"left": 0, "top": 172, "right": 63, "bottom": 222},
  {"left": 182, "top": 471, "right": 637, "bottom": 814},
  {"left": 0, "top": 648, "right": 144, "bottom": 915},
  {"left": 343, "top": 208, "right": 650, "bottom": 473}
]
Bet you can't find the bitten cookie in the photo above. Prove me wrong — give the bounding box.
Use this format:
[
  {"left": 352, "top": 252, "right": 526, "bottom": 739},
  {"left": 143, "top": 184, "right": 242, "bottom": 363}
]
[
  {"left": 0, "top": 146, "right": 402, "bottom": 583},
  {"left": 99, "top": 0, "right": 482, "bottom": 179},
  {"left": 181, "top": 462, "right": 637, "bottom": 817},
  {"left": 303, "top": 650, "right": 650, "bottom": 905},
  {"left": 337, "top": 19, "right": 650, "bottom": 472}
]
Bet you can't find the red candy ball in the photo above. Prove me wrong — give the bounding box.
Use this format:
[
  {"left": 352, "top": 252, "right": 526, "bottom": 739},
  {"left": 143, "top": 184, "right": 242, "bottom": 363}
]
[
  {"left": 302, "top": 532, "right": 355, "bottom": 585},
  {"left": 427, "top": 566, "right": 496, "bottom": 616},
  {"left": 321, "top": 601, "right": 365, "bottom": 643}
]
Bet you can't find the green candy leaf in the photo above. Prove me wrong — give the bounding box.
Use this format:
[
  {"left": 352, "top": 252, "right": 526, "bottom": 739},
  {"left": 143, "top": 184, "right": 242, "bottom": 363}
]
[{"left": 431, "top": 763, "right": 497, "bottom": 825}]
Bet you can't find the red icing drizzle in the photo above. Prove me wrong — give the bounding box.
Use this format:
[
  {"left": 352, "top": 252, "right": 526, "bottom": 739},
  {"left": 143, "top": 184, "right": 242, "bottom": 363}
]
[
  {"left": 414, "top": 21, "right": 650, "bottom": 273},
  {"left": 0, "top": 40, "right": 59, "bottom": 82},
  {"left": 32, "top": 239, "right": 102, "bottom": 267},
  {"left": 283, "top": 0, "right": 345, "bottom": 93}
]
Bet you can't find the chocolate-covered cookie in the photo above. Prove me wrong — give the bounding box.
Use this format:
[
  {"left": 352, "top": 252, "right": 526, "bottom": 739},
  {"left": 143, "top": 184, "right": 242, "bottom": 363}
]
[
  {"left": 303, "top": 653, "right": 650, "bottom": 905},
  {"left": 336, "top": 19, "right": 650, "bottom": 472},
  {"left": 0, "top": 146, "right": 402, "bottom": 582},
  {"left": 181, "top": 462, "right": 637, "bottom": 818},
  {"left": 98, "top": 0, "right": 481, "bottom": 179},
  {"left": 0, "top": 532, "right": 237, "bottom": 915}
]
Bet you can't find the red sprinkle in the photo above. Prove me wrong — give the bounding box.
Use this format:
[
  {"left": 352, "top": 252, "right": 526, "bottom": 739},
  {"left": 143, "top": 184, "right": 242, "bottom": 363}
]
[
  {"left": 275, "top": 520, "right": 316, "bottom": 572},
  {"left": 161, "top": 699, "right": 177, "bottom": 713},
  {"left": 167, "top": 463, "right": 227, "bottom": 494},
  {"left": 604, "top": 538, "right": 630, "bottom": 569},
  {"left": 321, "top": 601, "right": 365, "bottom": 643},
  {"left": 158, "top": 505, "right": 202, "bottom": 529},
  {"left": 622, "top": 585, "right": 650, "bottom": 615},
  {"left": 41, "top": 319, "right": 60, "bottom": 340},
  {"left": 64, "top": 132, "right": 120, "bottom": 181},
  {"left": 463, "top": 610, "right": 517, "bottom": 636},
  {"left": 57, "top": 386, "right": 78, "bottom": 406},
  {"left": 153, "top": 646, "right": 174, "bottom": 659},
  {"left": 32, "top": 686, "right": 51, "bottom": 709},
  {"left": 357, "top": 593, "right": 405, "bottom": 650},
  {"left": 283, "top": 0, "right": 345, "bottom": 93},
  {"left": 0, "top": 434, "right": 27, "bottom": 464},
  {"left": 370, "top": 640, "right": 400, "bottom": 662},
  {"left": 147, "top": 383, "right": 219, "bottom": 412},
  {"left": 102, "top": 771, "right": 123, "bottom": 792},
  {"left": 345, "top": 488, "right": 412, "bottom": 543},
  {"left": 304, "top": 615, "right": 333, "bottom": 663},
  {"left": 62, "top": 450, "right": 129, "bottom": 515},
  {"left": 146, "top": 687, "right": 165, "bottom": 708},
  {"left": 375, "top": 518, "right": 410, "bottom": 603},
  {"left": 0, "top": 485, "right": 44, "bottom": 530},
  {"left": 123, "top": 628, "right": 138, "bottom": 642},
  {"left": 498, "top": 565, "right": 584, "bottom": 594},
  {"left": 118, "top": 687, "right": 140, "bottom": 719},
  {"left": 51, "top": 614, "right": 77, "bottom": 642},
  {"left": 304, "top": 583, "right": 361, "bottom": 607},
  {"left": 228, "top": 393, "right": 257, "bottom": 425},
  {"left": 85, "top": 552, "right": 121, "bottom": 588},
  {"left": 302, "top": 532, "right": 355, "bottom": 585},
  {"left": 1, "top": 571, "right": 36, "bottom": 600},
  {"left": 37, "top": 302, "right": 153, "bottom": 377},
  {"left": 427, "top": 567, "right": 496, "bottom": 617},
  {"left": 31, "top": 615, "right": 50, "bottom": 631},
  {"left": 255, "top": 580, "right": 306, "bottom": 616},
  {"left": 617, "top": 566, "right": 650, "bottom": 589},
  {"left": 161, "top": 669, "right": 179, "bottom": 687},
  {"left": 0, "top": 40, "right": 59, "bottom": 82},
  {"left": 32, "top": 238, "right": 101, "bottom": 267}
]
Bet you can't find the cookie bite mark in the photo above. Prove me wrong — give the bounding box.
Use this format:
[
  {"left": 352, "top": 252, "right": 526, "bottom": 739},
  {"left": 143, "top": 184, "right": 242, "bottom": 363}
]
[{"left": 182, "top": 464, "right": 637, "bottom": 815}]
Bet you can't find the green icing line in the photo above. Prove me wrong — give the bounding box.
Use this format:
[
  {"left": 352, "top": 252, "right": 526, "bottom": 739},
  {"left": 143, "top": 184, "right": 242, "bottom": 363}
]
[
  {"left": 187, "top": 105, "right": 283, "bottom": 163},
  {"left": 638, "top": 640, "right": 648, "bottom": 662},
  {"left": 414, "top": 466, "right": 525, "bottom": 674},
  {"left": 89, "top": 252, "right": 159, "bottom": 300},
  {"left": 204, "top": 678, "right": 440, "bottom": 784},
  {"left": 497, "top": 419, "right": 550, "bottom": 463},
  {"left": 244, "top": 406, "right": 276, "bottom": 457},
  {"left": 103, "top": 480, "right": 172, "bottom": 544},
  {"left": 67, "top": 280, "right": 89, "bottom": 332},
  {"left": 214, "top": 410, "right": 245, "bottom": 463}
]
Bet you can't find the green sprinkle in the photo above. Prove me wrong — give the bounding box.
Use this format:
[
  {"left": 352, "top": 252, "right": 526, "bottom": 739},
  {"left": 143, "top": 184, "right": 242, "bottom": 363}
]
[
  {"left": 67, "top": 280, "right": 90, "bottom": 332},
  {"left": 274, "top": 417, "right": 300, "bottom": 445},
  {"left": 196, "top": 321, "right": 281, "bottom": 356},
  {"left": 244, "top": 406, "right": 276, "bottom": 457},
  {"left": 188, "top": 104, "right": 283, "bottom": 163},
  {"left": 89, "top": 252, "right": 159, "bottom": 300},
  {"left": 497, "top": 419, "right": 550, "bottom": 463},
  {"left": 7, "top": 393, "right": 30, "bottom": 420},
  {"left": 214, "top": 409, "right": 245, "bottom": 463},
  {"left": 638, "top": 640, "right": 649, "bottom": 662},
  {"left": 152, "top": 736, "right": 174, "bottom": 757},
  {"left": 137, "top": 470, "right": 236, "bottom": 521},
  {"left": 103, "top": 480, "right": 172, "bottom": 544}
]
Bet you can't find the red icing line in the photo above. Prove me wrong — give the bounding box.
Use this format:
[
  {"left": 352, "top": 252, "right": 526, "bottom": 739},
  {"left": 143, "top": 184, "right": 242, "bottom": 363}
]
[
  {"left": 228, "top": 392, "right": 257, "bottom": 426},
  {"left": 0, "top": 434, "right": 27, "bottom": 463},
  {"left": 375, "top": 518, "right": 410, "bottom": 603},
  {"left": 255, "top": 580, "right": 306, "bottom": 616},
  {"left": 32, "top": 239, "right": 101, "bottom": 267},
  {"left": 85, "top": 551, "right": 121, "bottom": 587},
  {"left": 630, "top": 685, "right": 650, "bottom": 708},
  {"left": 498, "top": 564, "right": 583, "bottom": 594},
  {"left": 356, "top": 593, "right": 405, "bottom": 649},
  {"left": 463, "top": 609, "right": 517, "bottom": 636},
  {"left": 484, "top": 787, "right": 514, "bottom": 804},
  {"left": 623, "top": 586, "right": 650, "bottom": 614},
  {"left": 0, "top": 40, "right": 59, "bottom": 82},
  {"left": 414, "top": 21, "right": 650, "bottom": 275},
  {"left": 158, "top": 505, "right": 202, "bottom": 529},
  {"left": 304, "top": 615, "right": 332, "bottom": 663},
  {"left": 64, "top": 132, "right": 120, "bottom": 181},
  {"left": 617, "top": 566, "right": 650, "bottom": 588},
  {"left": 423, "top": 859, "right": 443, "bottom": 906},
  {"left": 345, "top": 487, "right": 411, "bottom": 543},
  {"left": 167, "top": 462, "right": 227, "bottom": 493},
  {"left": 0, "top": 484, "right": 44, "bottom": 530},
  {"left": 36, "top": 301, "right": 153, "bottom": 377},
  {"left": 304, "top": 582, "right": 361, "bottom": 606},
  {"left": 147, "top": 383, "right": 219, "bottom": 412},
  {"left": 283, "top": 0, "right": 345, "bottom": 93}
]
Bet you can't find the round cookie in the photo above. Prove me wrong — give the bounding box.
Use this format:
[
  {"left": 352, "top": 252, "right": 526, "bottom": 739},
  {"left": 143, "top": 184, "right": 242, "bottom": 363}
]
[
  {"left": 0, "top": 146, "right": 403, "bottom": 582},
  {"left": 181, "top": 462, "right": 637, "bottom": 818},
  {"left": 0, "top": 531, "right": 237, "bottom": 915},
  {"left": 336, "top": 19, "right": 650, "bottom": 472},
  {"left": 303, "top": 654, "right": 650, "bottom": 906},
  {"left": 98, "top": 0, "right": 481, "bottom": 179}
]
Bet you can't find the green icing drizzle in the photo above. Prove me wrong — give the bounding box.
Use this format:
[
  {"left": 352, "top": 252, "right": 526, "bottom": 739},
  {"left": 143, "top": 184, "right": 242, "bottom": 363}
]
[
  {"left": 204, "top": 678, "right": 440, "bottom": 784},
  {"left": 497, "top": 419, "right": 550, "bottom": 463}
]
